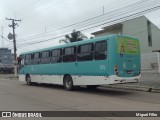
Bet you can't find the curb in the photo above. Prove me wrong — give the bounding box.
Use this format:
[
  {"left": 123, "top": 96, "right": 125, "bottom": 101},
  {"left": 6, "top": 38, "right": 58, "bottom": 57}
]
[
  {"left": 8, "top": 77, "right": 19, "bottom": 80},
  {"left": 102, "top": 85, "right": 160, "bottom": 93},
  {"left": 1, "top": 77, "right": 19, "bottom": 80}
]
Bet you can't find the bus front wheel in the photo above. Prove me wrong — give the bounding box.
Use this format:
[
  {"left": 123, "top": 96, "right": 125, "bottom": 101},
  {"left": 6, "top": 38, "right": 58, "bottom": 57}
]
[
  {"left": 26, "top": 75, "right": 32, "bottom": 86},
  {"left": 63, "top": 75, "right": 74, "bottom": 91}
]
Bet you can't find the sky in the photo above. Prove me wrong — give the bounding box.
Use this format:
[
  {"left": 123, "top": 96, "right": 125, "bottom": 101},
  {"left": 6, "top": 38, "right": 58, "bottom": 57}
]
[{"left": 0, "top": 0, "right": 160, "bottom": 55}]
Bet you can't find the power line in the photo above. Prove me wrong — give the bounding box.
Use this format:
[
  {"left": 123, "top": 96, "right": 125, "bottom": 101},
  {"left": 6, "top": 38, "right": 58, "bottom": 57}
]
[
  {"left": 16, "top": 0, "right": 159, "bottom": 45},
  {"left": 19, "top": 0, "right": 65, "bottom": 18},
  {"left": 14, "top": 5, "right": 160, "bottom": 49},
  {"left": 16, "top": 0, "right": 138, "bottom": 38},
  {"left": 14, "top": 20, "right": 160, "bottom": 54},
  {"left": 16, "top": 0, "right": 53, "bottom": 16},
  {"left": 16, "top": 0, "right": 148, "bottom": 42},
  {"left": 7, "top": 0, "right": 160, "bottom": 52},
  {"left": 16, "top": 0, "right": 141, "bottom": 40},
  {"left": 16, "top": 1, "right": 111, "bottom": 38},
  {"left": 14, "top": 19, "right": 160, "bottom": 55},
  {"left": 71, "top": 1, "right": 160, "bottom": 31}
]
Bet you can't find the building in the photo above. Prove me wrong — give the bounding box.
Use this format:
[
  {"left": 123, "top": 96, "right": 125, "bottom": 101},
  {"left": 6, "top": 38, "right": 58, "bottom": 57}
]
[
  {"left": 92, "top": 16, "right": 160, "bottom": 69},
  {"left": 0, "top": 48, "right": 14, "bottom": 73}
]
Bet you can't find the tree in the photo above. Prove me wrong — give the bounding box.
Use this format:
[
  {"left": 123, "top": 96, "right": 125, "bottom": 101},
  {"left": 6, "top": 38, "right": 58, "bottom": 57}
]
[{"left": 59, "top": 29, "right": 88, "bottom": 43}]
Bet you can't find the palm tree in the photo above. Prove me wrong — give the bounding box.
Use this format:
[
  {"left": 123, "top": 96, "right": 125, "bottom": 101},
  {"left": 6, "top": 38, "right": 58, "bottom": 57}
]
[{"left": 59, "top": 29, "right": 88, "bottom": 43}]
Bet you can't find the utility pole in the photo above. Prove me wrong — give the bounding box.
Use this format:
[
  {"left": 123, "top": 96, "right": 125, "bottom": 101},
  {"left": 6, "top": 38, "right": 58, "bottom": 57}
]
[{"left": 6, "top": 18, "right": 21, "bottom": 77}]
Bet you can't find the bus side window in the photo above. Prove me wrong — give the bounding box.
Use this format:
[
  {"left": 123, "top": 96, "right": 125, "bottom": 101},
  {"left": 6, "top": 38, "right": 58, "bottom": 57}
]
[
  {"left": 95, "top": 41, "right": 107, "bottom": 60},
  {"left": 63, "top": 47, "right": 76, "bottom": 62},
  {"left": 51, "top": 49, "right": 62, "bottom": 63},
  {"left": 41, "top": 51, "right": 50, "bottom": 64},
  {"left": 77, "top": 43, "right": 94, "bottom": 61},
  {"left": 32, "top": 52, "right": 40, "bottom": 64},
  {"left": 25, "top": 54, "right": 32, "bottom": 65}
]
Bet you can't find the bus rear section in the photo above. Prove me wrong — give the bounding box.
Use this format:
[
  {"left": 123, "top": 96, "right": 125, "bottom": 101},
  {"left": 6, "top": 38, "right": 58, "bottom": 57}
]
[{"left": 109, "top": 35, "right": 141, "bottom": 84}]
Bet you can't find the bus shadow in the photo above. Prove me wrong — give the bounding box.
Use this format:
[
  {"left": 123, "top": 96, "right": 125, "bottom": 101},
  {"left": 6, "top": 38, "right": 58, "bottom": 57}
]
[
  {"left": 30, "top": 83, "right": 134, "bottom": 96},
  {"left": 31, "top": 83, "right": 65, "bottom": 90},
  {"left": 77, "top": 87, "right": 134, "bottom": 96}
]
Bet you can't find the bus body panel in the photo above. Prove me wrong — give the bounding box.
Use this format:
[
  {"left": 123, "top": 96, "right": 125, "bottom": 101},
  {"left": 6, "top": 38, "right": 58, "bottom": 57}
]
[
  {"left": 18, "top": 34, "right": 140, "bottom": 86},
  {"left": 115, "top": 36, "right": 140, "bottom": 77},
  {"left": 20, "top": 61, "right": 108, "bottom": 76},
  {"left": 108, "top": 35, "right": 140, "bottom": 83}
]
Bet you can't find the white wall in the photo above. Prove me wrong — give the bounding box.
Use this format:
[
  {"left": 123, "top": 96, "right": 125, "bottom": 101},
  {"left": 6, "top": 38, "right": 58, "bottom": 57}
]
[
  {"left": 123, "top": 16, "right": 160, "bottom": 69},
  {"left": 123, "top": 16, "right": 149, "bottom": 53}
]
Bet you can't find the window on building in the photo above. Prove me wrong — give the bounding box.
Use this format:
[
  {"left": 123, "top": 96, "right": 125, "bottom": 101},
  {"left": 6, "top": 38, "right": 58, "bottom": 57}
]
[
  {"left": 32, "top": 52, "right": 40, "bottom": 64},
  {"left": 25, "top": 54, "right": 32, "bottom": 65},
  {"left": 41, "top": 51, "right": 50, "bottom": 64},
  {"left": 77, "top": 43, "right": 94, "bottom": 61},
  {"left": 147, "top": 20, "right": 152, "bottom": 47},
  {"left": 63, "top": 47, "right": 76, "bottom": 62},
  {"left": 51, "top": 49, "right": 62, "bottom": 63},
  {"left": 95, "top": 41, "right": 107, "bottom": 60}
]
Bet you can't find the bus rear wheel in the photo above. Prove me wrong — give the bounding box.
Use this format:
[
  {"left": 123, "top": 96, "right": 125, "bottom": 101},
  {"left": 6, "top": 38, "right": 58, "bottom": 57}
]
[
  {"left": 63, "top": 75, "right": 74, "bottom": 91},
  {"left": 26, "top": 75, "right": 32, "bottom": 86}
]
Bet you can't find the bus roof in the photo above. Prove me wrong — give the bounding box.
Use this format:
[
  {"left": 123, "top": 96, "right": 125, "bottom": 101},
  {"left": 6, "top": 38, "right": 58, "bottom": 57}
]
[{"left": 20, "top": 34, "right": 138, "bottom": 55}]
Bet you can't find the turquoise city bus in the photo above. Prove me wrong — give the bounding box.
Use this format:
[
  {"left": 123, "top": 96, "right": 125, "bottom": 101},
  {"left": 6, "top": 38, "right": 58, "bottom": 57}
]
[{"left": 18, "top": 34, "right": 141, "bottom": 90}]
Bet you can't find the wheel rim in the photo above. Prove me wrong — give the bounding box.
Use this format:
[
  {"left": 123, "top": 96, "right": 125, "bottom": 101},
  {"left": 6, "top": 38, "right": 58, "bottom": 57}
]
[
  {"left": 66, "top": 78, "right": 72, "bottom": 88},
  {"left": 27, "top": 76, "right": 31, "bottom": 85}
]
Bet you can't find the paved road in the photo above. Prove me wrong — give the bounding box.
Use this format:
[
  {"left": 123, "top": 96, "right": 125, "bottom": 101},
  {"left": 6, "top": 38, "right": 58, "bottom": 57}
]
[{"left": 0, "top": 77, "right": 160, "bottom": 120}]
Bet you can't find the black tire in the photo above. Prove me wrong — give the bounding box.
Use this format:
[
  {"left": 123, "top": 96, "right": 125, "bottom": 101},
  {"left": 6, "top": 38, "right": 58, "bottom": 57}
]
[
  {"left": 26, "top": 75, "right": 32, "bottom": 86},
  {"left": 63, "top": 75, "right": 74, "bottom": 91},
  {"left": 87, "top": 85, "right": 98, "bottom": 90}
]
